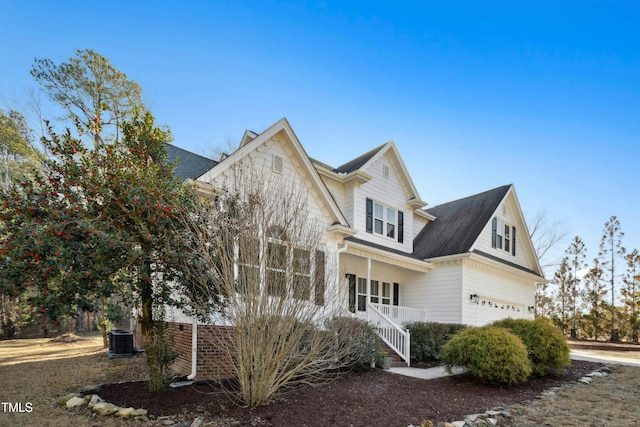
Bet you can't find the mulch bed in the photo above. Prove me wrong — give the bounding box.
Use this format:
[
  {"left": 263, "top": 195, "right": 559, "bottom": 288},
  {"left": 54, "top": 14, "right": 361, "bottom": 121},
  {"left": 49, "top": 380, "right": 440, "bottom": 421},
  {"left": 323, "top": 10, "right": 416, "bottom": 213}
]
[{"left": 97, "top": 360, "right": 601, "bottom": 426}]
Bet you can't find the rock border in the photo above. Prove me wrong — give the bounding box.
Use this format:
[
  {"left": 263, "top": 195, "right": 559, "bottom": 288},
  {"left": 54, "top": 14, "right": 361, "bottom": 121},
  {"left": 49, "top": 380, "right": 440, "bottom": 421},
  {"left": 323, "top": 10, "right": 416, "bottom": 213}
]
[{"left": 407, "top": 365, "right": 612, "bottom": 427}]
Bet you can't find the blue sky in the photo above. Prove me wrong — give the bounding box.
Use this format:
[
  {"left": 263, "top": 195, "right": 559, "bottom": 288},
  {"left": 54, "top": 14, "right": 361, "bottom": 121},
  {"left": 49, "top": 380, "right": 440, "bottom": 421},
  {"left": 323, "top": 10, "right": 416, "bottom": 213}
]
[{"left": 1, "top": 1, "right": 638, "bottom": 273}]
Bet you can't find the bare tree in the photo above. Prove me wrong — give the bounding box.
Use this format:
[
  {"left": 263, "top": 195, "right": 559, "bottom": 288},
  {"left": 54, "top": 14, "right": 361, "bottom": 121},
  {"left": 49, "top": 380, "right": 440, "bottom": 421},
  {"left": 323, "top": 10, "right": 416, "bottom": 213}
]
[
  {"left": 177, "top": 163, "right": 376, "bottom": 407},
  {"left": 527, "top": 210, "right": 569, "bottom": 275}
]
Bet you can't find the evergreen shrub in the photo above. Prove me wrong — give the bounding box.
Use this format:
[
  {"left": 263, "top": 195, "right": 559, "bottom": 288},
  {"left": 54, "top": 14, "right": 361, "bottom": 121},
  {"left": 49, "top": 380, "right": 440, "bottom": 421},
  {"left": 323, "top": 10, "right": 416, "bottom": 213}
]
[
  {"left": 325, "top": 316, "right": 380, "bottom": 371},
  {"left": 442, "top": 326, "right": 532, "bottom": 385},
  {"left": 491, "top": 317, "right": 571, "bottom": 377},
  {"left": 405, "top": 322, "right": 466, "bottom": 363}
]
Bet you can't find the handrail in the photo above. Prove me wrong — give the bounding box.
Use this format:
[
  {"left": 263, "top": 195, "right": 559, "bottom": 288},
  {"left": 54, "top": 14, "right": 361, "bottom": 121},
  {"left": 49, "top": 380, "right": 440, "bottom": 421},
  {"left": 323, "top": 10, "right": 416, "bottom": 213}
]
[{"left": 367, "top": 303, "right": 411, "bottom": 366}]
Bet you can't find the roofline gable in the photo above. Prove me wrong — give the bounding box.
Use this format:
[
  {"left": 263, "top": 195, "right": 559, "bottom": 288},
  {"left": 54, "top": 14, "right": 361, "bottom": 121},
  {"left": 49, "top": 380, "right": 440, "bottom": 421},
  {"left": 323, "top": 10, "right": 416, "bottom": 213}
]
[
  {"left": 493, "top": 185, "right": 544, "bottom": 276},
  {"left": 200, "top": 118, "right": 350, "bottom": 228}
]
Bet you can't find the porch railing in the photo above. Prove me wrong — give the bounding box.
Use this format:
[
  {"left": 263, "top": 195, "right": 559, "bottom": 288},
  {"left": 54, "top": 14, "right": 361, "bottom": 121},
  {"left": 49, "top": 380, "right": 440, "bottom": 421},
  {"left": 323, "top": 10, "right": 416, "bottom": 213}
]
[
  {"left": 366, "top": 303, "right": 411, "bottom": 366},
  {"left": 369, "top": 303, "right": 428, "bottom": 326}
]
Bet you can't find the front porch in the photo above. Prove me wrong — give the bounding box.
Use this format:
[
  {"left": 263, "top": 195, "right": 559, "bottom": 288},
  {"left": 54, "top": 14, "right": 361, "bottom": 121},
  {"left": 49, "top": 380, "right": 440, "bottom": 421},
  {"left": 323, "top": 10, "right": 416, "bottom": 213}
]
[{"left": 338, "top": 241, "right": 432, "bottom": 366}]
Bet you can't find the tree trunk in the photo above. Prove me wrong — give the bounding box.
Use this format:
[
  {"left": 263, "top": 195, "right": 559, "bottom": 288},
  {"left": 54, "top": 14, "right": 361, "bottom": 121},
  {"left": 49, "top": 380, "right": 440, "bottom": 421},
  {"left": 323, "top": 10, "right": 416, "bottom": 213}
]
[{"left": 139, "top": 261, "right": 166, "bottom": 392}]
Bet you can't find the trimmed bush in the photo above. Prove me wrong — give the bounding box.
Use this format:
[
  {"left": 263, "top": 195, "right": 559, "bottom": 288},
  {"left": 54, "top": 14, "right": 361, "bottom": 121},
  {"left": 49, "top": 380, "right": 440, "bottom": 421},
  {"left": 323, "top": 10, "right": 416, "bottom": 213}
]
[
  {"left": 324, "top": 316, "right": 380, "bottom": 371},
  {"left": 405, "top": 322, "right": 467, "bottom": 363},
  {"left": 442, "top": 326, "right": 532, "bottom": 385},
  {"left": 491, "top": 317, "right": 571, "bottom": 377}
]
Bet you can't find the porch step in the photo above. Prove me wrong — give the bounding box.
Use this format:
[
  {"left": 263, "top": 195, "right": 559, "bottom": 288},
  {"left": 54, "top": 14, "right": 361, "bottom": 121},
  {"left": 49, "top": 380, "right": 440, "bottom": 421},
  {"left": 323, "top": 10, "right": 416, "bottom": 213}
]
[{"left": 378, "top": 338, "right": 407, "bottom": 367}]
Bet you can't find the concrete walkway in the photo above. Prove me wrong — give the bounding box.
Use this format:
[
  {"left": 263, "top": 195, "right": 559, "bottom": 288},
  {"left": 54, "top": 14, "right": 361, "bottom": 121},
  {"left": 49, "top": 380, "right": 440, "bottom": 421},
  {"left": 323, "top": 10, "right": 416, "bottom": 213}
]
[
  {"left": 570, "top": 349, "right": 640, "bottom": 367},
  {"left": 386, "top": 365, "right": 463, "bottom": 379},
  {"left": 385, "top": 349, "right": 640, "bottom": 379}
]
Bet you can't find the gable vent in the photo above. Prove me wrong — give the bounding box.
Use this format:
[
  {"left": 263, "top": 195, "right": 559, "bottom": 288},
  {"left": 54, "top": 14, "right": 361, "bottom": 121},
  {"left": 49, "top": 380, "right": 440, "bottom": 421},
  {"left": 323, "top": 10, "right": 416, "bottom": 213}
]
[
  {"left": 273, "top": 155, "right": 283, "bottom": 173},
  {"left": 501, "top": 204, "right": 508, "bottom": 216},
  {"left": 383, "top": 165, "right": 390, "bottom": 178}
]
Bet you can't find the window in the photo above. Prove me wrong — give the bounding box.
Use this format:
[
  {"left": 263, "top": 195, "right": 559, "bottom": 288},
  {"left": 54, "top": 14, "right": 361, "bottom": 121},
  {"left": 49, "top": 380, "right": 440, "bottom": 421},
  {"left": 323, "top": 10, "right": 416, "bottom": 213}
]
[
  {"left": 357, "top": 278, "right": 367, "bottom": 311},
  {"left": 382, "top": 282, "right": 391, "bottom": 305},
  {"left": 366, "top": 198, "right": 404, "bottom": 242},
  {"left": 237, "top": 226, "right": 324, "bottom": 303},
  {"left": 350, "top": 276, "right": 399, "bottom": 311},
  {"left": 492, "top": 217, "right": 517, "bottom": 256},
  {"left": 370, "top": 280, "right": 380, "bottom": 303}
]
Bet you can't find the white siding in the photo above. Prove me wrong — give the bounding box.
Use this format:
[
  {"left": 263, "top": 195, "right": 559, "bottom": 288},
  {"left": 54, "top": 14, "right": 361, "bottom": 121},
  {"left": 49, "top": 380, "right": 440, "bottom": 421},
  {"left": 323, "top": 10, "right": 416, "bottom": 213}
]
[
  {"left": 461, "top": 261, "right": 535, "bottom": 326},
  {"left": 353, "top": 151, "right": 414, "bottom": 253},
  {"left": 471, "top": 196, "right": 535, "bottom": 272},
  {"left": 402, "top": 263, "right": 463, "bottom": 324},
  {"left": 412, "top": 215, "right": 428, "bottom": 239}
]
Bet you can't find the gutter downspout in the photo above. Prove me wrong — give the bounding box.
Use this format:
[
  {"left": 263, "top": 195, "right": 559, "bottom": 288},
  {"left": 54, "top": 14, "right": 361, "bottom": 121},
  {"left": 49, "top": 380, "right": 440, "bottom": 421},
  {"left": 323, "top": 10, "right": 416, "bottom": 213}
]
[{"left": 187, "top": 318, "right": 198, "bottom": 380}]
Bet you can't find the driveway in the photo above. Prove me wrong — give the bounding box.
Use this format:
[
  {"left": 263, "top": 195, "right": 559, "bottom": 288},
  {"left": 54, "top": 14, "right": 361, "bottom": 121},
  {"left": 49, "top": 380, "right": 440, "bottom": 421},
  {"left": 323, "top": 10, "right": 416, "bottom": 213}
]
[{"left": 570, "top": 348, "right": 640, "bottom": 367}]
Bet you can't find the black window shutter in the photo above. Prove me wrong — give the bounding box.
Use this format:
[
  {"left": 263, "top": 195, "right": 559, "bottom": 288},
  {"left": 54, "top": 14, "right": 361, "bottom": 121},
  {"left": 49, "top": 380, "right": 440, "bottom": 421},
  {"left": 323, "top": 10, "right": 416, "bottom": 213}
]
[
  {"left": 314, "top": 250, "right": 326, "bottom": 306},
  {"left": 512, "top": 227, "right": 517, "bottom": 256},
  {"left": 366, "top": 198, "right": 373, "bottom": 233},
  {"left": 347, "top": 274, "right": 356, "bottom": 313},
  {"left": 491, "top": 217, "right": 497, "bottom": 248},
  {"left": 398, "top": 211, "right": 404, "bottom": 243},
  {"left": 393, "top": 283, "right": 399, "bottom": 306}
]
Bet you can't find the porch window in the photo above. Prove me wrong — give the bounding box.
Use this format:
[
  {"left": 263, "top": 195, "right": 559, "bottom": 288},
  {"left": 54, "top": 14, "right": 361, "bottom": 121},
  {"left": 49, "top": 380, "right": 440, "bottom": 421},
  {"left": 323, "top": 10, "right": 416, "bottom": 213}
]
[
  {"left": 370, "top": 280, "right": 380, "bottom": 303},
  {"left": 382, "top": 282, "right": 391, "bottom": 305},
  {"left": 357, "top": 278, "right": 367, "bottom": 311}
]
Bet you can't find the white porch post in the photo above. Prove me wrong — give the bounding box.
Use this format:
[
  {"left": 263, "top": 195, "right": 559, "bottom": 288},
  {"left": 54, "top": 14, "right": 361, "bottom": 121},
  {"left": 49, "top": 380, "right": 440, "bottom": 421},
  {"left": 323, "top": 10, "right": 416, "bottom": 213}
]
[{"left": 366, "top": 257, "right": 371, "bottom": 322}]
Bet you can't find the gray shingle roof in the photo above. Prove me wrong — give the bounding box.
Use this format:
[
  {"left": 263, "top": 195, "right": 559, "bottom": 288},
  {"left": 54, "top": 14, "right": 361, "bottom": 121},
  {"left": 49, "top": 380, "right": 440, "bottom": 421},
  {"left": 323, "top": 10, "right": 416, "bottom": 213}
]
[
  {"left": 165, "top": 144, "right": 218, "bottom": 181},
  {"left": 413, "top": 185, "right": 512, "bottom": 259},
  {"left": 334, "top": 143, "right": 386, "bottom": 174}
]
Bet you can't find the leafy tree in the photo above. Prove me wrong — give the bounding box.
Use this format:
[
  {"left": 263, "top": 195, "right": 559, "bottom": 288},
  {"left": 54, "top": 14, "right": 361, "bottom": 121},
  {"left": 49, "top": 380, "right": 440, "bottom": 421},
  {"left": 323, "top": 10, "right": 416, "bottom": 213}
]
[
  {"left": 621, "top": 249, "right": 640, "bottom": 342},
  {"left": 0, "top": 108, "right": 43, "bottom": 187},
  {"left": 565, "top": 236, "right": 587, "bottom": 338},
  {"left": 31, "top": 49, "right": 143, "bottom": 147},
  {"left": 0, "top": 112, "right": 202, "bottom": 390},
  {"left": 598, "top": 216, "right": 625, "bottom": 341}
]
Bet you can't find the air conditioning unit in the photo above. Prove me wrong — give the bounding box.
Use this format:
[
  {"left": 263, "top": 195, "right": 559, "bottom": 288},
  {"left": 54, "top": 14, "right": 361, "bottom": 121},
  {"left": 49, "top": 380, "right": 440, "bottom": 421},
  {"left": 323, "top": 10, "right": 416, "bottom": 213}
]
[{"left": 108, "top": 329, "right": 134, "bottom": 355}]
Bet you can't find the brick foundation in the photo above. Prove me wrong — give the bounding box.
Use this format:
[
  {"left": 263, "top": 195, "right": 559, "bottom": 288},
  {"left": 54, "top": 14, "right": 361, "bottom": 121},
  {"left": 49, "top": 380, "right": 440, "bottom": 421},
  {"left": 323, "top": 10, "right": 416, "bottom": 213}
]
[{"left": 168, "top": 322, "right": 236, "bottom": 381}]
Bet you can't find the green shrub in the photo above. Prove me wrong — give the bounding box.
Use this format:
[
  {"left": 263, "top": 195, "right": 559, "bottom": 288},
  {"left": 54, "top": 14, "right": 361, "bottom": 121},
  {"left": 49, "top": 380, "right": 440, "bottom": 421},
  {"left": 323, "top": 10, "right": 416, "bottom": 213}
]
[
  {"left": 491, "top": 317, "right": 571, "bottom": 377},
  {"left": 324, "top": 316, "right": 380, "bottom": 371},
  {"left": 442, "top": 326, "right": 532, "bottom": 385},
  {"left": 405, "top": 322, "right": 466, "bottom": 363}
]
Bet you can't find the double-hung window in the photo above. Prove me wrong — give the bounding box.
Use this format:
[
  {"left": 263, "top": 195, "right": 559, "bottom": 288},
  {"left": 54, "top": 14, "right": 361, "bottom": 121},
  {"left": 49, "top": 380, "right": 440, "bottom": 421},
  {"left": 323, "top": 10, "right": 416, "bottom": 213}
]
[
  {"left": 366, "top": 198, "right": 404, "bottom": 243},
  {"left": 492, "top": 217, "right": 517, "bottom": 256}
]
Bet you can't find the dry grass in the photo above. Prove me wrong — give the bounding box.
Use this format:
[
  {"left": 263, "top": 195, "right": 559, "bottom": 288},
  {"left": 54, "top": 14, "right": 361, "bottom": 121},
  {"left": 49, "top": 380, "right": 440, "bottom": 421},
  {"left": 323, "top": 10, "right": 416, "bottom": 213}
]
[
  {"left": 1, "top": 332, "right": 639, "bottom": 427},
  {"left": 507, "top": 364, "right": 640, "bottom": 426},
  {"left": 0, "top": 332, "right": 147, "bottom": 427}
]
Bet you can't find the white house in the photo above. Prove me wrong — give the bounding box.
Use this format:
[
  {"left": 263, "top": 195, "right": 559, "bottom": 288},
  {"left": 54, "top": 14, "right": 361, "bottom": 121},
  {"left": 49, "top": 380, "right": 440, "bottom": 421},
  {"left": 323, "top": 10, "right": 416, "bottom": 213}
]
[{"left": 165, "top": 118, "right": 544, "bottom": 376}]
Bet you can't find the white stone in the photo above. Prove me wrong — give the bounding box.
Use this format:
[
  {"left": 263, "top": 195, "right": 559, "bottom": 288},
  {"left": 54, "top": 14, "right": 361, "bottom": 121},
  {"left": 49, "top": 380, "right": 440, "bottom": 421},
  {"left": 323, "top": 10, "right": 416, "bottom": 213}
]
[
  {"left": 65, "top": 396, "right": 87, "bottom": 408},
  {"left": 131, "top": 408, "right": 148, "bottom": 417},
  {"left": 487, "top": 418, "right": 498, "bottom": 426},
  {"left": 88, "top": 394, "right": 104, "bottom": 408},
  {"left": 578, "top": 377, "right": 593, "bottom": 384},
  {"left": 117, "top": 407, "right": 135, "bottom": 417},
  {"left": 93, "top": 402, "right": 121, "bottom": 416},
  {"left": 485, "top": 410, "right": 501, "bottom": 416},
  {"left": 451, "top": 422, "right": 466, "bottom": 427}
]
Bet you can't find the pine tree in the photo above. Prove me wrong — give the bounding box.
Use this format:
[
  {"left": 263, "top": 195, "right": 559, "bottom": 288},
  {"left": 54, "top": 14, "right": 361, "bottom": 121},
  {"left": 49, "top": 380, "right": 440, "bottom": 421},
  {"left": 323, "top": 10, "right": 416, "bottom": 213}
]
[
  {"left": 598, "top": 216, "right": 625, "bottom": 342},
  {"left": 553, "top": 257, "right": 572, "bottom": 335},
  {"left": 565, "top": 236, "right": 587, "bottom": 338},
  {"left": 621, "top": 249, "right": 640, "bottom": 342},
  {"left": 580, "top": 258, "right": 608, "bottom": 340}
]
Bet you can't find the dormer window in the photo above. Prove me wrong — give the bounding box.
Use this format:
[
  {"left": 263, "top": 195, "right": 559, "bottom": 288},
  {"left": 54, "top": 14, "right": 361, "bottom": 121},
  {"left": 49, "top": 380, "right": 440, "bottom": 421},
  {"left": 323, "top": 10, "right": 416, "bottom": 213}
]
[
  {"left": 492, "top": 217, "right": 516, "bottom": 256},
  {"left": 366, "top": 198, "right": 404, "bottom": 243}
]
